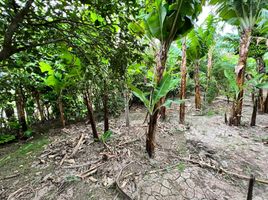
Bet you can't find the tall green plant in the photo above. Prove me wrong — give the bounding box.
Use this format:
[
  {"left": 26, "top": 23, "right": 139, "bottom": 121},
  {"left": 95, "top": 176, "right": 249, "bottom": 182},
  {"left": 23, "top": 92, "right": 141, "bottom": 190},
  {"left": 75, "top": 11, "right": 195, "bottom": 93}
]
[
  {"left": 130, "top": 0, "right": 204, "bottom": 157},
  {"left": 209, "top": 0, "right": 268, "bottom": 125}
]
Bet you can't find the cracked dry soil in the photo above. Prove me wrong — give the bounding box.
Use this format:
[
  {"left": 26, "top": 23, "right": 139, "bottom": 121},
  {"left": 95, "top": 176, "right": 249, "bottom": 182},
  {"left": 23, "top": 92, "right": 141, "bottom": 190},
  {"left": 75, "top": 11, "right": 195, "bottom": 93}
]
[{"left": 0, "top": 98, "right": 267, "bottom": 200}]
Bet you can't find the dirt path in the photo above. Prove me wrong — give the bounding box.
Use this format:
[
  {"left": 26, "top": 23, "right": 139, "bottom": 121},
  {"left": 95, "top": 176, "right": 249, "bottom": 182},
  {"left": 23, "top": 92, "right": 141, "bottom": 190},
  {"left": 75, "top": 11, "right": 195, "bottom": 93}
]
[{"left": 0, "top": 99, "right": 267, "bottom": 200}]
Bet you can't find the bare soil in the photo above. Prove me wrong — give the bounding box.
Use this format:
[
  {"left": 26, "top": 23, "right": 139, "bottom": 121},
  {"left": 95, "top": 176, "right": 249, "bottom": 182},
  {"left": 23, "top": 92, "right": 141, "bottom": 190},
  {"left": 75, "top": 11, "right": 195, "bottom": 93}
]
[{"left": 0, "top": 97, "right": 267, "bottom": 200}]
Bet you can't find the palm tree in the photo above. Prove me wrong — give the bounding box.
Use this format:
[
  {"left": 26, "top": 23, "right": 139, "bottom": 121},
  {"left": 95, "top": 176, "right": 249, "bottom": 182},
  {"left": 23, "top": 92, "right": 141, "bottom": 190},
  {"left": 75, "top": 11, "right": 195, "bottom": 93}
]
[{"left": 209, "top": 0, "right": 268, "bottom": 125}]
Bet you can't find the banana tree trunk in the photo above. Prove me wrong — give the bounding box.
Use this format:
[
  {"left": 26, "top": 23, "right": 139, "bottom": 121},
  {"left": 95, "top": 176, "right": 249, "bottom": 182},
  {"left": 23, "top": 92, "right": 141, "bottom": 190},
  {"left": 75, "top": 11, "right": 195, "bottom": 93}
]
[
  {"left": 258, "top": 89, "right": 264, "bottom": 113},
  {"left": 124, "top": 89, "right": 130, "bottom": 127},
  {"left": 179, "top": 38, "right": 187, "bottom": 124},
  {"left": 58, "top": 92, "right": 65, "bottom": 127},
  {"left": 229, "top": 28, "right": 252, "bottom": 126},
  {"left": 160, "top": 97, "right": 166, "bottom": 120},
  {"left": 147, "top": 41, "right": 169, "bottom": 158},
  {"left": 256, "top": 57, "right": 265, "bottom": 113},
  {"left": 205, "top": 46, "right": 213, "bottom": 102},
  {"left": 84, "top": 90, "right": 99, "bottom": 140},
  {"left": 194, "top": 60, "right": 201, "bottom": 110},
  {"left": 15, "top": 86, "right": 27, "bottom": 137}
]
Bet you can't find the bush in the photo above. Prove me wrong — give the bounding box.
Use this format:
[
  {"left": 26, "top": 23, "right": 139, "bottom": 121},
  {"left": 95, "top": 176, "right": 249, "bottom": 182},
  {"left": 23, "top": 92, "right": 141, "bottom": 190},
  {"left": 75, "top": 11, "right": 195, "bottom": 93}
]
[{"left": 0, "top": 134, "right": 16, "bottom": 144}]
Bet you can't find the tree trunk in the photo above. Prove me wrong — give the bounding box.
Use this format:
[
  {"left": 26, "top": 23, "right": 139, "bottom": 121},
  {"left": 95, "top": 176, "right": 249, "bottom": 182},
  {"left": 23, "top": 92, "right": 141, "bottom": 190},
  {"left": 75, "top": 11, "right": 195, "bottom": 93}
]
[
  {"left": 146, "top": 110, "right": 159, "bottom": 158},
  {"left": 58, "top": 93, "right": 65, "bottom": 127},
  {"left": 229, "top": 28, "right": 252, "bottom": 126},
  {"left": 124, "top": 89, "right": 130, "bottom": 127},
  {"left": 264, "top": 93, "right": 268, "bottom": 113},
  {"left": 256, "top": 57, "right": 265, "bottom": 113},
  {"left": 45, "top": 105, "right": 50, "bottom": 120},
  {"left": 103, "top": 84, "right": 109, "bottom": 133},
  {"left": 84, "top": 90, "right": 99, "bottom": 140},
  {"left": 160, "top": 97, "right": 166, "bottom": 120},
  {"left": 0, "top": 108, "right": 4, "bottom": 129},
  {"left": 34, "top": 91, "right": 45, "bottom": 122},
  {"left": 250, "top": 92, "right": 257, "bottom": 127},
  {"left": 205, "top": 46, "right": 213, "bottom": 102},
  {"left": 194, "top": 60, "right": 202, "bottom": 110},
  {"left": 147, "top": 41, "right": 169, "bottom": 158},
  {"left": 179, "top": 38, "right": 187, "bottom": 124},
  {"left": 258, "top": 89, "right": 264, "bottom": 113},
  {"left": 15, "top": 87, "right": 27, "bottom": 137}
]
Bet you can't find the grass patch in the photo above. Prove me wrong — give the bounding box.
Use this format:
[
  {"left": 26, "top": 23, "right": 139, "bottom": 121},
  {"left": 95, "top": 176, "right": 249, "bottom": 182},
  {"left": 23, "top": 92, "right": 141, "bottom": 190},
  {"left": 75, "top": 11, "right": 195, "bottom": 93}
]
[{"left": 0, "top": 135, "right": 49, "bottom": 168}]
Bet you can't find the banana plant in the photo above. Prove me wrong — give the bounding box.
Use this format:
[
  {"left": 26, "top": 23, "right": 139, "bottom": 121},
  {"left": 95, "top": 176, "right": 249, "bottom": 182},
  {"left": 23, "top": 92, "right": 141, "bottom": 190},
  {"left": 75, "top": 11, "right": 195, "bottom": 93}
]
[
  {"left": 245, "top": 70, "right": 268, "bottom": 126},
  {"left": 209, "top": 0, "right": 268, "bottom": 126},
  {"left": 129, "top": 73, "right": 182, "bottom": 115},
  {"left": 129, "top": 0, "right": 204, "bottom": 158}
]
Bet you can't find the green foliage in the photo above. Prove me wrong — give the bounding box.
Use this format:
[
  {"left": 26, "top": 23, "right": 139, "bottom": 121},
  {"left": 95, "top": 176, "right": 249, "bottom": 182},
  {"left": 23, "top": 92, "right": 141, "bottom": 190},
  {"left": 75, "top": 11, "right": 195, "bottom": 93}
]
[
  {"left": 177, "top": 162, "right": 186, "bottom": 172},
  {"left": 8, "top": 121, "right": 20, "bottom": 130},
  {"left": 65, "top": 175, "right": 81, "bottom": 182},
  {"left": 0, "top": 136, "right": 49, "bottom": 168},
  {"left": 23, "top": 130, "right": 33, "bottom": 138},
  {"left": 0, "top": 134, "right": 16, "bottom": 145},
  {"left": 224, "top": 69, "right": 240, "bottom": 99},
  {"left": 143, "top": 0, "right": 204, "bottom": 42},
  {"left": 129, "top": 73, "right": 181, "bottom": 114},
  {"left": 209, "top": 0, "right": 268, "bottom": 30},
  {"left": 206, "top": 78, "right": 219, "bottom": 104},
  {"left": 100, "top": 130, "right": 113, "bottom": 143}
]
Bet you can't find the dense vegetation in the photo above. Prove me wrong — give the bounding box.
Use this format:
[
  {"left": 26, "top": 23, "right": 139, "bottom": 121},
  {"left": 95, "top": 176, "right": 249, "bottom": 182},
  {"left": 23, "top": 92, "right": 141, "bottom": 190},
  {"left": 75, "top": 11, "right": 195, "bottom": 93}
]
[{"left": 0, "top": 0, "right": 267, "bottom": 159}]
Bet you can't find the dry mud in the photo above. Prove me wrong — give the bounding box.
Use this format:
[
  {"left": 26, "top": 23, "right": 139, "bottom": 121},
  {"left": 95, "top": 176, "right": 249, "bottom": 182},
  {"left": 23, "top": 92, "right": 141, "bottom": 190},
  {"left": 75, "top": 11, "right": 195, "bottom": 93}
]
[{"left": 0, "top": 98, "right": 267, "bottom": 200}]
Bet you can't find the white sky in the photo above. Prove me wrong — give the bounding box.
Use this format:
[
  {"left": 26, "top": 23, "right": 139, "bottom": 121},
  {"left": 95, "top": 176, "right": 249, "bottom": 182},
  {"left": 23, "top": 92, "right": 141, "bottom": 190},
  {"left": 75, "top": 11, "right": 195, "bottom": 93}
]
[{"left": 197, "top": 5, "right": 237, "bottom": 35}]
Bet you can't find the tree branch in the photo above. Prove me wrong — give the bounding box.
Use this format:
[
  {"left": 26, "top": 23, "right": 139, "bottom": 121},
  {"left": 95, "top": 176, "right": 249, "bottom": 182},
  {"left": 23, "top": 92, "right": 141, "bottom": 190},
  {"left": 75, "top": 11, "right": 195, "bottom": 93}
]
[{"left": 0, "top": 0, "right": 34, "bottom": 61}]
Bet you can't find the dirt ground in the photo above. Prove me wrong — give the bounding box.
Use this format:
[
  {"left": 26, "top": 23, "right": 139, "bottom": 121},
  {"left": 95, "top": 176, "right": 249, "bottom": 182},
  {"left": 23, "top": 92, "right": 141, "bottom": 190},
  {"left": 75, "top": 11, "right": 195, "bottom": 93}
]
[{"left": 0, "top": 97, "right": 267, "bottom": 200}]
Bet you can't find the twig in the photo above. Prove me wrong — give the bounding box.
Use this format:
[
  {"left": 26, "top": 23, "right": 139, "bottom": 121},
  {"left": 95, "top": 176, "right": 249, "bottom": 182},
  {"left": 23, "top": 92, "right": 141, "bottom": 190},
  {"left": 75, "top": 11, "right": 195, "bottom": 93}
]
[
  {"left": 59, "top": 154, "right": 68, "bottom": 166},
  {"left": 62, "top": 159, "right": 102, "bottom": 169},
  {"left": 116, "top": 138, "right": 141, "bottom": 147},
  {"left": 77, "top": 163, "right": 104, "bottom": 179},
  {"left": 7, "top": 185, "right": 33, "bottom": 200},
  {"left": 60, "top": 133, "right": 85, "bottom": 166},
  {"left": 1, "top": 173, "right": 20, "bottom": 180},
  {"left": 70, "top": 133, "right": 85, "bottom": 158},
  {"left": 173, "top": 156, "right": 268, "bottom": 185},
  {"left": 143, "top": 112, "right": 149, "bottom": 124},
  {"left": 115, "top": 161, "right": 134, "bottom": 200}
]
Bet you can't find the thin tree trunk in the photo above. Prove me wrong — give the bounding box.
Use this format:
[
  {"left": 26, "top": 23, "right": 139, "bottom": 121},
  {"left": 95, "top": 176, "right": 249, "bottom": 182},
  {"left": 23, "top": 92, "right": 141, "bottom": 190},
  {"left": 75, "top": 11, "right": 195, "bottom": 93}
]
[
  {"left": 194, "top": 60, "right": 202, "bottom": 110},
  {"left": 124, "top": 89, "right": 130, "bottom": 127},
  {"left": 179, "top": 38, "right": 187, "bottom": 124},
  {"left": 250, "top": 92, "right": 258, "bottom": 127},
  {"left": 15, "top": 87, "right": 27, "bottom": 137},
  {"left": 46, "top": 105, "right": 50, "bottom": 120},
  {"left": 229, "top": 28, "right": 252, "bottom": 126},
  {"left": 205, "top": 46, "right": 213, "bottom": 102},
  {"left": 147, "top": 41, "right": 169, "bottom": 158},
  {"left": 34, "top": 91, "right": 45, "bottom": 122},
  {"left": 256, "top": 57, "right": 265, "bottom": 113},
  {"left": 160, "top": 97, "right": 166, "bottom": 120},
  {"left": 0, "top": 108, "right": 4, "bottom": 129},
  {"left": 84, "top": 90, "right": 99, "bottom": 140},
  {"left": 103, "top": 84, "right": 109, "bottom": 133},
  {"left": 258, "top": 89, "right": 264, "bottom": 113},
  {"left": 58, "top": 92, "right": 65, "bottom": 127}
]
